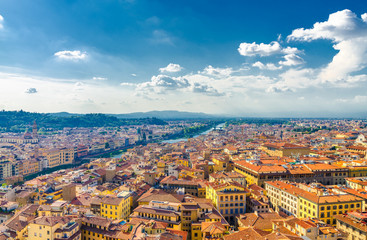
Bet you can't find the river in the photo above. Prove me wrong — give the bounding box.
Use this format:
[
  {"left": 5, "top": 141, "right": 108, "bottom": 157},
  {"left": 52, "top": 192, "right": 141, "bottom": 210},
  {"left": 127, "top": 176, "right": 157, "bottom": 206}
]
[
  {"left": 110, "top": 123, "right": 225, "bottom": 158},
  {"left": 161, "top": 122, "right": 225, "bottom": 144}
]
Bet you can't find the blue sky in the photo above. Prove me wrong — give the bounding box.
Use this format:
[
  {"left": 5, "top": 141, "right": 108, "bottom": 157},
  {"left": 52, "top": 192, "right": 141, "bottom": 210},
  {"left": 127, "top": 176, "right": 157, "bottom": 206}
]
[{"left": 0, "top": 0, "right": 367, "bottom": 117}]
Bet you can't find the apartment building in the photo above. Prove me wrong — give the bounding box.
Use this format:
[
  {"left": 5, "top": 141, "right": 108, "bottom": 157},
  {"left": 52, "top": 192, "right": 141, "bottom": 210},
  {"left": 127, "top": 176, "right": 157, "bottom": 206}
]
[
  {"left": 206, "top": 181, "right": 247, "bottom": 224},
  {"left": 266, "top": 181, "right": 364, "bottom": 226}
]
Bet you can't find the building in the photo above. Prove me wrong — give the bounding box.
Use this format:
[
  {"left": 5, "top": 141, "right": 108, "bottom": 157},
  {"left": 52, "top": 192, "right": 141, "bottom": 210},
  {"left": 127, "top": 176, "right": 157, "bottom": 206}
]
[
  {"left": 335, "top": 212, "right": 367, "bottom": 240},
  {"left": 209, "top": 171, "right": 247, "bottom": 186},
  {"left": 346, "top": 177, "right": 367, "bottom": 190},
  {"left": 43, "top": 148, "right": 75, "bottom": 168},
  {"left": 160, "top": 176, "right": 207, "bottom": 197},
  {"left": 100, "top": 193, "right": 131, "bottom": 220},
  {"left": 234, "top": 160, "right": 348, "bottom": 187},
  {"left": 273, "top": 217, "right": 340, "bottom": 240},
  {"left": 81, "top": 216, "right": 130, "bottom": 240},
  {"left": 266, "top": 181, "right": 364, "bottom": 226},
  {"left": 206, "top": 181, "right": 247, "bottom": 224},
  {"left": 62, "top": 184, "right": 77, "bottom": 202},
  {"left": 27, "top": 216, "right": 80, "bottom": 240},
  {"left": 262, "top": 143, "right": 310, "bottom": 157},
  {"left": 0, "top": 158, "right": 12, "bottom": 180}
]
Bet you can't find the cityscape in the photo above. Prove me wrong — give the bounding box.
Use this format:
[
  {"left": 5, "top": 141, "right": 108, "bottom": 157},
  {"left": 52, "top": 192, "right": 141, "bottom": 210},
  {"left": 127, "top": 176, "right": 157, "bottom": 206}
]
[{"left": 1, "top": 1, "right": 367, "bottom": 240}]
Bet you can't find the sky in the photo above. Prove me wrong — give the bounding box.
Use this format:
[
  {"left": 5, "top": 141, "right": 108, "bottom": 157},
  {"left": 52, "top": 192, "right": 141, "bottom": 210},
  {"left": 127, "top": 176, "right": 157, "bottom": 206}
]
[{"left": 0, "top": 0, "right": 367, "bottom": 117}]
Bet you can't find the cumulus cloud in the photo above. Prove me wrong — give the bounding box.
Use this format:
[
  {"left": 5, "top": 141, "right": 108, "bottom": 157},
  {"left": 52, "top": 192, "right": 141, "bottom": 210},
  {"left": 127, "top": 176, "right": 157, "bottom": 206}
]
[
  {"left": 25, "top": 88, "right": 38, "bottom": 94},
  {"left": 159, "top": 63, "right": 183, "bottom": 73},
  {"left": 279, "top": 54, "right": 304, "bottom": 66},
  {"left": 54, "top": 50, "right": 87, "bottom": 61},
  {"left": 0, "top": 14, "right": 4, "bottom": 29},
  {"left": 191, "top": 83, "right": 224, "bottom": 96},
  {"left": 266, "top": 68, "right": 316, "bottom": 92},
  {"left": 238, "top": 41, "right": 299, "bottom": 57},
  {"left": 288, "top": 9, "right": 367, "bottom": 82},
  {"left": 131, "top": 73, "right": 137, "bottom": 77},
  {"left": 252, "top": 61, "right": 282, "bottom": 70},
  {"left": 201, "top": 65, "right": 233, "bottom": 76},
  {"left": 136, "top": 73, "right": 224, "bottom": 97},
  {"left": 136, "top": 75, "right": 190, "bottom": 94}
]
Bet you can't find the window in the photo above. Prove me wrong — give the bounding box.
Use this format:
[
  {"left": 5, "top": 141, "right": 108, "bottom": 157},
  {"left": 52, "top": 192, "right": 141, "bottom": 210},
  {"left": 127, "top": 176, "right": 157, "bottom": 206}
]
[
  {"left": 321, "top": 206, "right": 325, "bottom": 211},
  {"left": 327, "top": 206, "right": 331, "bottom": 210}
]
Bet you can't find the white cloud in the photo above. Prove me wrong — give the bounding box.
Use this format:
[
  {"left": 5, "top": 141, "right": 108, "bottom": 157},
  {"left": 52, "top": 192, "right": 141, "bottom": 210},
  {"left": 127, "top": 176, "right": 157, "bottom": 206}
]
[
  {"left": 201, "top": 65, "right": 233, "bottom": 76},
  {"left": 73, "top": 82, "right": 84, "bottom": 91},
  {"left": 25, "top": 88, "right": 37, "bottom": 94},
  {"left": 238, "top": 41, "right": 299, "bottom": 57},
  {"left": 159, "top": 63, "right": 183, "bottom": 73},
  {"left": 288, "top": 9, "right": 367, "bottom": 82},
  {"left": 362, "top": 13, "right": 367, "bottom": 23},
  {"left": 136, "top": 74, "right": 190, "bottom": 94},
  {"left": 267, "top": 68, "right": 316, "bottom": 92},
  {"left": 151, "top": 30, "right": 173, "bottom": 45},
  {"left": 252, "top": 61, "right": 282, "bottom": 70},
  {"left": 0, "top": 14, "right": 4, "bottom": 29},
  {"left": 279, "top": 54, "right": 304, "bottom": 66},
  {"left": 120, "top": 82, "right": 136, "bottom": 87},
  {"left": 92, "top": 77, "right": 107, "bottom": 81},
  {"left": 354, "top": 95, "right": 367, "bottom": 103},
  {"left": 337, "top": 95, "right": 367, "bottom": 103},
  {"left": 131, "top": 73, "right": 137, "bottom": 77},
  {"left": 54, "top": 50, "right": 87, "bottom": 61},
  {"left": 136, "top": 72, "right": 225, "bottom": 97},
  {"left": 191, "top": 83, "right": 224, "bottom": 96},
  {"left": 238, "top": 41, "right": 281, "bottom": 56}
]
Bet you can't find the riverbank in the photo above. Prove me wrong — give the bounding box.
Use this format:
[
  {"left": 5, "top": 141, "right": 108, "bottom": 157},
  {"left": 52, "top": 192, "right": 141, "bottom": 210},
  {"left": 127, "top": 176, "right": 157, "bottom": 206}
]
[{"left": 21, "top": 122, "right": 225, "bottom": 182}]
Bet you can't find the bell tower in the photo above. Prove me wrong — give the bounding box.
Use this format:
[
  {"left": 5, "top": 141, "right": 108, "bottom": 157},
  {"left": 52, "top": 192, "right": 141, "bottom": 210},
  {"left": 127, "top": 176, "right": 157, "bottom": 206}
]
[{"left": 32, "top": 120, "right": 38, "bottom": 139}]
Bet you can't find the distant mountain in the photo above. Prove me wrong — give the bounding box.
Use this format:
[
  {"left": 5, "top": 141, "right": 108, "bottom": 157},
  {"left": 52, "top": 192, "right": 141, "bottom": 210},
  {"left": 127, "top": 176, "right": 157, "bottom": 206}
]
[
  {"left": 49, "top": 112, "right": 81, "bottom": 117},
  {"left": 111, "top": 111, "right": 218, "bottom": 119}
]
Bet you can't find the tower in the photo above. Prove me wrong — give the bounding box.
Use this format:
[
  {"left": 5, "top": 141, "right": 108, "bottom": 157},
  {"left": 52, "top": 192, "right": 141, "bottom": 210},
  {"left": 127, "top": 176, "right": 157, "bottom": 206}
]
[{"left": 32, "top": 120, "right": 38, "bottom": 139}]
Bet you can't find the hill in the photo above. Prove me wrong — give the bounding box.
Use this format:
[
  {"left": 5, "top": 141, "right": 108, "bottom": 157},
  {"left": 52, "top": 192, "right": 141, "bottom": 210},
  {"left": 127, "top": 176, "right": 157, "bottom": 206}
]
[
  {"left": 0, "top": 110, "right": 167, "bottom": 132},
  {"left": 112, "top": 110, "right": 217, "bottom": 119}
]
